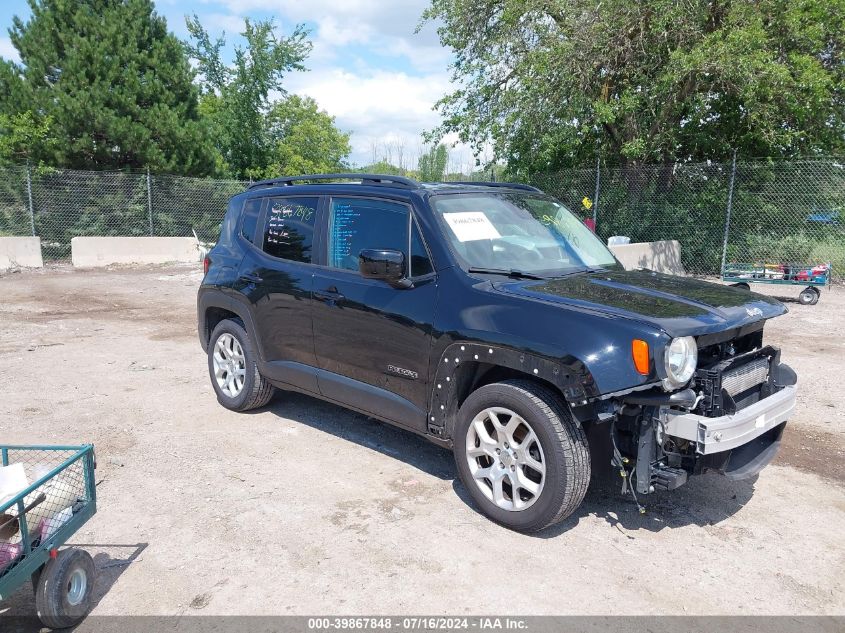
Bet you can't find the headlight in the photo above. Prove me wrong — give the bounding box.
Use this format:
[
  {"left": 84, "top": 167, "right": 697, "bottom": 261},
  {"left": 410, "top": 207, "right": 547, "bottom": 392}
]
[{"left": 663, "top": 336, "right": 697, "bottom": 389}]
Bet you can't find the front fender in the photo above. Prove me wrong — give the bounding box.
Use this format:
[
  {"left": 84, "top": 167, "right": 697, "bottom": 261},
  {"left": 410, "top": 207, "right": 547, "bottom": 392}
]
[{"left": 428, "top": 342, "right": 599, "bottom": 439}]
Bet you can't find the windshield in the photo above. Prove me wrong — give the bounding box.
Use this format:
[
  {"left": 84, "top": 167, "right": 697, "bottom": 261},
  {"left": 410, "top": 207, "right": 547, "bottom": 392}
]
[{"left": 432, "top": 192, "right": 619, "bottom": 276}]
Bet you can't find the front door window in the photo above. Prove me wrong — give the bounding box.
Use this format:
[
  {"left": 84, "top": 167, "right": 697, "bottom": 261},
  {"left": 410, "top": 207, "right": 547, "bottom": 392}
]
[{"left": 327, "top": 197, "right": 410, "bottom": 272}]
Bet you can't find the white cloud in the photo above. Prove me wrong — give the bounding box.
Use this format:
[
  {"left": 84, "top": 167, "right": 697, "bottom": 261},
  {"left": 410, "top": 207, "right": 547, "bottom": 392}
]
[
  {"left": 203, "top": 13, "right": 247, "bottom": 35},
  {"left": 193, "top": 0, "right": 476, "bottom": 170},
  {"left": 0, "top": 37, "right": 19, "bottom": 63},
  {"left": 218, "top": 0, "right": 433, "bottom": 37},
  {"left": 286, "top": 67, "right": 475, "bottom": 169},
  {"left": 289, "top": 69, "right": 448, "bottom": 131},
  {"left": 218, "top": 0, "right": 442, "bottom": 67}
]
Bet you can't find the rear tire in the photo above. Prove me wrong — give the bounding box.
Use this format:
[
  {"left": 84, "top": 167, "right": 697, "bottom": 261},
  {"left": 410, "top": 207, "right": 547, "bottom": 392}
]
[
  {"left": 731, "top": 282, "right": 751, "bottom": 291},
  {"left": 35, "top": 548, "right": 95, "bottom": 629},
  {"left": 798, "top": 287, "right": 819, "bottom": 305},
  {"left": 453, "top": 379, "right": 590, "bottom": 532},
  {"left": 208, "top": 319, "right": 274, "bottom": 411}
]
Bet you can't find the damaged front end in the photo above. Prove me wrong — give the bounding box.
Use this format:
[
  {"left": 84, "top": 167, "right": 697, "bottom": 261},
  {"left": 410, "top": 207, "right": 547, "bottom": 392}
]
[{"left": 606, "top": 331, "right": 797, "bottom": 503}]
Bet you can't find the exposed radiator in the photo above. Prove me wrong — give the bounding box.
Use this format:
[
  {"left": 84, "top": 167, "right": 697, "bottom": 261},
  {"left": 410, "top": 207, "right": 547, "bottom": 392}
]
[{"left": 722, "top": 357, "right": 769, "bottom": 396}]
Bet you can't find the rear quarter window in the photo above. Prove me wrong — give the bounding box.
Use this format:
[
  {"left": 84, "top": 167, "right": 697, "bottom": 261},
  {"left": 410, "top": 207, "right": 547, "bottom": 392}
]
[{"left": 240, "top": 198, "right": 262, "bottom": 244}]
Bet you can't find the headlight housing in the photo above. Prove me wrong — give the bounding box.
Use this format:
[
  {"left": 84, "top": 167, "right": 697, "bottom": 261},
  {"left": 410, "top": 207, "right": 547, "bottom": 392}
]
[{"left": 663, "top": 336, "right": 697, "bottom": 390}]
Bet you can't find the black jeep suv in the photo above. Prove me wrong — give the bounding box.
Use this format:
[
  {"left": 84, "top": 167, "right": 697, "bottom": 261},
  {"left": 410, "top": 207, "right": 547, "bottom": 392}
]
[{"left": 198, "top": 173, "right": 797, "bottom": 532}]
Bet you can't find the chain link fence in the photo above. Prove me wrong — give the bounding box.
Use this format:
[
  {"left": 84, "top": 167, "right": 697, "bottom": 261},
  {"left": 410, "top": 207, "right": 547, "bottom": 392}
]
[
  {"left": 0, "top": 165, "right": 247, "bottom": 260},
  {"left": 532, "top": 157, "right": 845, "bottom": 282},
  {"left": 0, "top": 159, "right": 842, "bottom": 281}
]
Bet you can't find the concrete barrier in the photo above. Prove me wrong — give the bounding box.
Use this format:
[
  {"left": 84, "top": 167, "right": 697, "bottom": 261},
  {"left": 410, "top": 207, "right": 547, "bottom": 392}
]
[
  {"left": 71, "top": 237, "right": 201, "bottom": 268},
  {"left": 609, "top": 240, "right": 685, "bottom": 275},
  {"left": 0, "top": 237, "right": 44, "bottom": 271}
]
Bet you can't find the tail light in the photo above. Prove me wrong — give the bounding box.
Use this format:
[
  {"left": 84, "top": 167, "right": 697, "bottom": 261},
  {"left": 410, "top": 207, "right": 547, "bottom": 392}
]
[{"left": 203, "top": 256, "right": 211, "bottom": 275}]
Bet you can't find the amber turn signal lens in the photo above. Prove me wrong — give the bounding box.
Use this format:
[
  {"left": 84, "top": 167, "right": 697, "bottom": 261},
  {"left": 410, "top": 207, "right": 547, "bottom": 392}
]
[{"left": 632, "top": 339, "right": 650, "bottom": 375}]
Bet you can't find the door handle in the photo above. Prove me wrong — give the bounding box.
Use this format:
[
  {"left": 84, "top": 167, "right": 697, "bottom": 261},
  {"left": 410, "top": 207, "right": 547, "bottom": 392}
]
[
  {"left": 240, "top": 273, "right": 263, "bottom": 284},
  {"left": 314, "top": 287, "right": 345, "bottom": 303}
]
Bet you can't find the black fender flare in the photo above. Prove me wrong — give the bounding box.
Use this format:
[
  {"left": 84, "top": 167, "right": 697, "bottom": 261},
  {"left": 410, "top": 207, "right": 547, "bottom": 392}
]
[
  {"left": 197, "top": 288, "right": 264, "bottom": 360},
  {"left": 427, "top": 342, "right": 598, "bottom": 440}
]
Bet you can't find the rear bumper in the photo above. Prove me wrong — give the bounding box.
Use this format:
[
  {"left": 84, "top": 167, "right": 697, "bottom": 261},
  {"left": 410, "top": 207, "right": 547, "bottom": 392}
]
[{"left": 662, "top": 384, "right": 795, "bottom": 455}]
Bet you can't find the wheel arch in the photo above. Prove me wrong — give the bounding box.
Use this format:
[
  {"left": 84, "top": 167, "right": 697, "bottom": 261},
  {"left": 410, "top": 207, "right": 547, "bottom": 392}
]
[
  {"left": 428, "top": 342, "right": 598, "bottom": 441},
  {"left": 205, "top": 306, "right": 241, "bottom": 339},
  {"left": 197, "top": 288, "right": 262, "bottom": 359}
]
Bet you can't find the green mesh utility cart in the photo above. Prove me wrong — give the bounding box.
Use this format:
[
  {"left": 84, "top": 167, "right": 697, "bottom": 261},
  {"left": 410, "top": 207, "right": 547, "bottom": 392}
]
[
  {"left": 722, "top": 262, "right": 831, "bottom": 305},
  {"left": 0, "top": 445, "right": 97, "bottom": 629}
]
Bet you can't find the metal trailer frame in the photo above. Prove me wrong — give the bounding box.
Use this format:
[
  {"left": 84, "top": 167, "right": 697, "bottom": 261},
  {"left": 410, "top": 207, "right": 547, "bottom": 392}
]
[
  {"left": 0, "top": 445, "right": 96, "bottom": 602},
  {"left": 722, "top": 262, "right": 832, "bottom": 305}
]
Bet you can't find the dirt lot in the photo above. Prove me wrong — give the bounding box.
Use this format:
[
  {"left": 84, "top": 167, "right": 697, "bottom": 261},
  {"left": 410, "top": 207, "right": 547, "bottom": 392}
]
[{"left": 0, "top": 264, "right": 843, "bottom": 617}]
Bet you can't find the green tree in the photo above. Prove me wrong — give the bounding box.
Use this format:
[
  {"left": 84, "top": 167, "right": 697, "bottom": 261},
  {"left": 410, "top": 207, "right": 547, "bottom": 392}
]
[
  {"left": 417, "top": 143, "right": 449, "bottom": 181},
  {"left": 185, "top": 14, "right": 312, "bottom": 179},
  {"left": 355, "top": 160, "right": 407, "bottom": 176},
  {"left": 265, "top": 95, "right": 351, "bottom": 176},
  {"left": 424, "top": 0, "right": 845, "bottom": 173},
  {"left": 0, "top": 111, "right": 54, "bottom": 166},
  {"left": 0, "top": 0, "right": 217, "bottom": 174}
]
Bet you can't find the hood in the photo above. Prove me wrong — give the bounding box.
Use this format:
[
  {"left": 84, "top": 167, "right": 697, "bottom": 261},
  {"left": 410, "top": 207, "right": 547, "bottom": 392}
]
[{"left": 494, "top": 269, "right": 787, "bottom": 336}]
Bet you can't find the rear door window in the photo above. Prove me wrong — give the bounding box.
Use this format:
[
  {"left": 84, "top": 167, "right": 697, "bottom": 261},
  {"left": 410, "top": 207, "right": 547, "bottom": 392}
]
[{"left": 261, "top": 197, "right": 319, "bottom": 263}]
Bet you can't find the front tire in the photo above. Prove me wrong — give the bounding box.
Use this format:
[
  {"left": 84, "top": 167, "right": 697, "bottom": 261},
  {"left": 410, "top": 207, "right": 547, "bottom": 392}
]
[
  {"left": 454, "top": 379, "right": 590, "bottom": 532},
  {"left": 208, "top": 319, "right": 274, "bottom": 411}
]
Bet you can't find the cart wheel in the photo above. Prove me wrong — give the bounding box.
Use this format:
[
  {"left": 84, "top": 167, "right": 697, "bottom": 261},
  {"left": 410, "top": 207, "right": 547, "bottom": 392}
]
[
  {"left": 35, "top": 548, "right": 95, "bottom": 629},
  {"left": 798, "top": 287, "right": 819, "bottom": 305},
  {"left": 731, "top": 282, "right": 751, "bottom": 291}
]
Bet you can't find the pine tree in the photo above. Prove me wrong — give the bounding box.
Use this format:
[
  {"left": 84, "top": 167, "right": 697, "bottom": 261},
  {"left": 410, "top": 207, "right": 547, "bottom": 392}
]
[{"left": 0, "top": 0, "right": 217, "bottom": 174}]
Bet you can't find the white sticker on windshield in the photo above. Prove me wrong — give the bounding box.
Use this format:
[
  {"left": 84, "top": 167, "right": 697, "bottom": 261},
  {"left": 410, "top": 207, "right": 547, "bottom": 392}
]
[{"left": 443, "top": 212, "right": 501, "bottom": 242}]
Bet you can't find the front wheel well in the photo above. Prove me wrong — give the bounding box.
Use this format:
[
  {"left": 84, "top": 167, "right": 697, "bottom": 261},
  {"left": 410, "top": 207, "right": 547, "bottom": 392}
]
[
  {"left": 459, "top": 363, "right": 562, "bottom": 409},
  {"left": 443, "top": 361, "right": 570, "bottom": 436},
  {"left": 429, "top": 343, "right": 597, "bottom": 441}
]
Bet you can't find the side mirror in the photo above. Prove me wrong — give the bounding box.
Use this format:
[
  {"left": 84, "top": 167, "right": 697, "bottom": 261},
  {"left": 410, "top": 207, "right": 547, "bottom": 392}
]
[{"left": 359, "top": 249, "right": 410, "bottom": 287}]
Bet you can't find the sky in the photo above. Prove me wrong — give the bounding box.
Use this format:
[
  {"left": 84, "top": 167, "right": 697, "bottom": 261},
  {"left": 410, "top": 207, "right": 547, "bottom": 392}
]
[{"left": 0, "top": 0, "right": 479, "bottom": 170}]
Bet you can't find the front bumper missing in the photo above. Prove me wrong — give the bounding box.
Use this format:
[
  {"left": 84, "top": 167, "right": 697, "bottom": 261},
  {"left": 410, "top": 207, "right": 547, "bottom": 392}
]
[
  {"left": 622, "top": 357, "right": 797, "bottom": 493},
  {"left": 661, "top": 384, "right": 796, "bottom": 455}
]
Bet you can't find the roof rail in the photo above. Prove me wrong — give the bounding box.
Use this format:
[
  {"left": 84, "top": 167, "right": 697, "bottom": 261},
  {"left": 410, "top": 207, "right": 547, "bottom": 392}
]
[
  {"left": 447, "top": 181, "right": 542, "bottom": 193},
  {"left": 248, "top": 173, "right": 420, "bottom": 190}
]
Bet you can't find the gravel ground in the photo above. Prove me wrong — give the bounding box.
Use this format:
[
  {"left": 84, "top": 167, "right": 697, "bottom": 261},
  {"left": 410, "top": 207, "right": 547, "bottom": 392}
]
[{"left": 0, "top": 264, "right": 843, "bottom": 618}]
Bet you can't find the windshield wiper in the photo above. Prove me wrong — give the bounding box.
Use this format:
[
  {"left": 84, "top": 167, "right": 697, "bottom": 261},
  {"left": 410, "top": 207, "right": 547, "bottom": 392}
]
[
  {"left": 546, "top": 267, "right": 597, "bottom": 279},
  {"left": 467, "top": 267, "right": 548, "bottom": 280}
]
